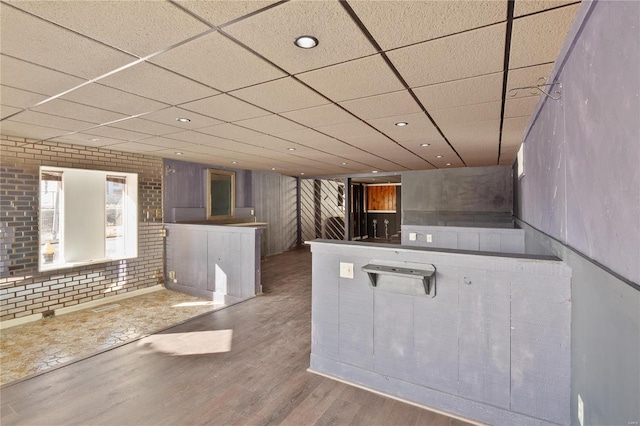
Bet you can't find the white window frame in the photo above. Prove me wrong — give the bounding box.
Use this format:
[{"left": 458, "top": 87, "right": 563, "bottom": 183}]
[{"left": 39, "top": 166, "right": 138, "bottom": 272}]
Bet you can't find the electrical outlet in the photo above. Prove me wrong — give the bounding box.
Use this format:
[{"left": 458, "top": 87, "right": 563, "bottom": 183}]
[
  {"left": 409, "top": 232, "right": 417, "bottom": 241},
  {"left": 168, "top": 271, "right": 175, "bottom": 280},
  {"left": 250, "top": 209, "right": 255, "bottom": 216},
  {"left": 578, "top": 394, "right": 584, "bottom": 426},
  {"left": 426, "top": 234, "right": 433, "bottom": 243},
  {"left": 339, "top": 262, "right": 354, "bottom": 279}
]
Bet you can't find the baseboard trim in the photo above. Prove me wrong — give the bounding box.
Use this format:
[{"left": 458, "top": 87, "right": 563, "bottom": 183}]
[{"left": 0, "top": 285, "right": 164, "bottom": 330}]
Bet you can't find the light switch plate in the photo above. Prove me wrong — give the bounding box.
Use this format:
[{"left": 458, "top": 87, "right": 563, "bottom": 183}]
[
  {"left": 340, "top": 262, "right": 354, "bottom": 279},
  {"left": 409, "top": 232, "right": 417, "bottom": 241},
  {"left": 426, "top": 234, "right": 433, "bottom": 243}
]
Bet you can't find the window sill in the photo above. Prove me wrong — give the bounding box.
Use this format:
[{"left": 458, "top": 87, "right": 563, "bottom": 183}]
[{"left": 39, "top": 255, "right": 137, "bottom": 272}]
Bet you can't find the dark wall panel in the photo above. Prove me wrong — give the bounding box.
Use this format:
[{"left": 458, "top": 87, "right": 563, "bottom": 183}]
[{"left": 515, "top": 1, "right": 640, "bottom": 425}]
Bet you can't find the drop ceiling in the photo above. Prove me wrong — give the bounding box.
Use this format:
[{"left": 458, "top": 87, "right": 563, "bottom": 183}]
[{"left": 0, "top": 0, "right": 580, "bottom": 177}]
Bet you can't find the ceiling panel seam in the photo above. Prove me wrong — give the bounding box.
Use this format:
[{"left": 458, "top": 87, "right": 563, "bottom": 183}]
[
  {"left": 214, "top": 30, "right": 416, "bottom": 171},
  {"left": 339, "top": 0, "right": 466, "bottom": 168},
  {"left": 497, "top": 0, "right": 516, "bottom": 165}
]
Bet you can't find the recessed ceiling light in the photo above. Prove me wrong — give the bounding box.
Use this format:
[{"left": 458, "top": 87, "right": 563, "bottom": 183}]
[
  {"left": 420, "top": 143, "right": 430, "bottom": 147},
  {"left": 446, "top": 163, "right": 451, "bottom": 166},
  {"left": 294, "top": 35, "right": 318, "bottom": 49},
  {"left": 436, "top": 155, "right": 443, "bottom": 158},
  {"left": 341, "top": 162, "right": 348, "bottom": 165},
  {"left": 395, "top": 122, "right": 408, "bottom": 127},
  {"left": 300, "top": 172, "right": 305, "bottom": 175},
  {"left": 231, "top": 161, "right": 238, "bottom": 164},
  {"left": 287, "top": 147, "right": 296, "bottom": 151},
  {"left": 175, "top": 152, "right": 183, "bottom": 155},
  {"left": 176, "top": 117, "right": 191, "bottom": 123},
  {"left": 271, "top": 167, "right": 276, "bottom": 171},
  {"left": 372, "top": 170, "right": 378, "bottom": 173},
  {"left": 89, "top": 138, "right": 100, "bottom": 142}
]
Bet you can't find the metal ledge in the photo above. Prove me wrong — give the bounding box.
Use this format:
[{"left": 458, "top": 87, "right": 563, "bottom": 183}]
[{"left": 362, "top": 263, "right": 436, "bottom": 297}]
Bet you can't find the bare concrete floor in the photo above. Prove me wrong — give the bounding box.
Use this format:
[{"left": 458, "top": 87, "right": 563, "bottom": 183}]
[{"left": 0, "top": 289, "right": 222, "bottom": 385}]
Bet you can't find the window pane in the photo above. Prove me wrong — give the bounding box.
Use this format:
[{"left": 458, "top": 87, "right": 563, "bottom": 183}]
[
  {"left": 40, "top": 171, "right": 62, "bottom": 265},
  {"left": 106, "top": 176, "right": 125, "bottom": 258}
]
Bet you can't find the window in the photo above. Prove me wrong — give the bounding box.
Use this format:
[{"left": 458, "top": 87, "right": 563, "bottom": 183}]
[
  {"left": 39, "top": 167, "right": 138, "bottom": 271},
  {"left": 517, "top": 143, "right": 525, "bottom": 179}
]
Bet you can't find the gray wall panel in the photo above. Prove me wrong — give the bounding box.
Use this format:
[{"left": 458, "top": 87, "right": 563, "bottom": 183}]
[
  {"left": 402, "top": 166, "right": 513, "bottom": 227},
  {"left": 310, "top": 241, "right": 571, "bottom": 425},
  {"left": 513, "top": 3, "right": 640, "bottom": 423},
  {"left": 402, "top": 225, "right": 525, "bottom": 254}
]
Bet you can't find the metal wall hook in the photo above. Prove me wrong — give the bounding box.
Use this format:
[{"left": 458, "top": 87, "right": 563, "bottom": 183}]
[{"left": 508, "top": 78, "right": 562, "bottom": 100}]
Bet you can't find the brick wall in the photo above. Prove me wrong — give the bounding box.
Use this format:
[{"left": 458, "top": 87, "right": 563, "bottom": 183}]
[{"left": 0, "top": 135, "right": 164, "bottom": 321}]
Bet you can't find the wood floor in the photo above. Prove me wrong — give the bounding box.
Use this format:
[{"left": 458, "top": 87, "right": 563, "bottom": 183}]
[{"left": 1, "top": 248, "right": 472, "bottom": 426}]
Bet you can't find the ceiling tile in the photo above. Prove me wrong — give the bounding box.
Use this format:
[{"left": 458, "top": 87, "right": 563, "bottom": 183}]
[
  {"left": 510, "top": 4, "right": 580, "bottom": 69},
  {"left": 6, "top": 0, "right": 211, "bottom": 57},
  {"left": 84, "top": 125, "right": 153, "bottom": 142},
  {"left": 175, "top": 0, "right": 279, "bottom": 27},
  {"left": 440, "top": 120, "right": 501, "bottom": 145},
  {"left": 387, "top": 23, "right": 506, "bottom": 88},
  {"left": 339, "top": 90, "right": 422, "bottom": 120},
  {"left": 502, "top": 116, "right": 531, "bottom": 147},
  {"left": 150, "top": 31, "right": 286, "bottom": 92},
  {"left": 224, "top": 1, "right": 376, "bottom": 74},
  {"left": 8, "top": 110, "right": 94, "bottom": 132},
  {"left": 0, "top": 55, "right": 87, "bottom": 97},
  {"left": 53, "top": 133, "right": 127, "bottom": 147},
  {"left": 166, "top": 130, "right": 229, "bottom": 146},
  {"left": 350, "top": 1, "right": 507, "bottom": 50},
  {"left": 275, "top": 128, "right": 344, "bottom": 148},
  {"left": 430, "top": 101, "right": 502, "bottom": 126},
  {"left": 234, "top": 114, "right": 305, "bottom": 135},
  {"left": 134, "top": 136, "right": 199, "bottom": 151},
  {"left": 342, "top": 133, "right": 400, "bottom": 153},
  {"left": 0, "top": 85, "right": 47, "bottom": 109},
  {"left": 197, "top": 123, "right": 262, "bottom": 141},
  {"left": 1, "top": 105, "right": 21, "bottom": 120},
  {"left": 0, "top": 120, "right": 70, "bottom": 141},
  {"left": 61, "top": 83, "right": 169, "bottom": 116},
  {"left": 109, "top": 118, "right": 183, "bottom": 137},
  {"left": 241, "top": 134, "right": 303, "bottom": 151},
  {"left": 507, "top": 63, "right": 555, "bottom": 98},
  {"left": 180, "top": 94, "right": 270, "bottom": 122},
  {"left": 142, "top": 107, "right": 224, "bottom": 130},
  {"left": 316, "top": 121, "right": 379, "bottom": 141},
  {"left": 514, "top": 1, "right": 579, "bottom": 17},
  {"left": 230, "top": 77, "right": 330, "bottom": 113},
  {"left": 297, "top": 54, "right": 404, "bottom": 102},
  {"left": 31, "top": 99, "right": 128, "bottom": 125},
  {"left": 280, "top": 104, "right": 357, "bottom": 128},
  {"left": 499, "top": 146, "right": 519, "bottom": 166},
  {"left": 505, "top": 96, "right": 540, "bottom": 118},
  {"left": 413, "top": 72, "right": 504, "bottom": 111},
  {"left": 108, "top": 142, "right": 166, "bottom": 153},
  {"left": 0, "top": 5, "right": 136, "bottom": 79},
  {"left": 99, "top": 62, "right": 219, "bottom": 105},
  {"left": 366, "top": 112, "right": 444, "bottom": 143}
]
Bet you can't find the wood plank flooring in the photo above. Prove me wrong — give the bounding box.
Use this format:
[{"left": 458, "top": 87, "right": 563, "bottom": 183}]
[{"left": 1, "top": 248, "right": 472, "bottom": 426}]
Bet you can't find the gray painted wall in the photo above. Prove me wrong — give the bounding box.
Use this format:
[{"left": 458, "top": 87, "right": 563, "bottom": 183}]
[
  {"left": 402, "top": 166, "right": 513, "bottom": 226},
  {"left": 164, "top": 223, "right": 261, "bottom": 303},
  {"left": 514, "top": 1, "right": 640, "bottom": 425},
  {"left": 162, "top": 159, "right": 252, "bottom": 222},
  {"left": 310, "top": 240, "right": 572, "bottom": 425},
  {"left": 252, "top": 171, "right": 297, "bottom": 256},
  {"left": 163, "top": 160, "right": 297, "bottom": 257},
  {"left": 402, "top": 224, "right": 525, "bottom": 254}
]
